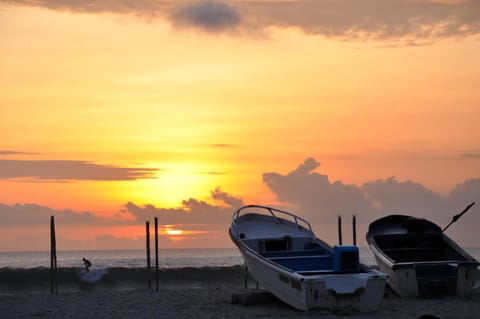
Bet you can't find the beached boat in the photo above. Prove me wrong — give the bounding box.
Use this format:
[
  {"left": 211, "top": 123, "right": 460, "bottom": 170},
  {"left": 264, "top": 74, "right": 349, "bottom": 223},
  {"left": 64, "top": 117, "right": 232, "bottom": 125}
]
[
  {"left": 366, "top": 214, "right": 479, "bottom": 297},
  {"left": 229, "top": 205, "right": 386, "bottom": 312}
]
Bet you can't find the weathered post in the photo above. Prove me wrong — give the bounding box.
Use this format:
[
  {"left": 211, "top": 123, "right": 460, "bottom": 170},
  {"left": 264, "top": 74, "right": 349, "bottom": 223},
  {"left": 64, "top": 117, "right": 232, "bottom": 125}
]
[
  {"left": 244, "top": 262, "right": 248, "bottom": 289},
  {"left": 146, "top": 220, "right": 151, "bottom": 289},
  {"left": 154, "top": 217, "right": 159, "bottom": 291},
  {"left": 50, "top": 215, "right": 58, "bottom": 294},
  {"left": 338, "top": 215, "right": 343, "bottom": 245},
  {"left": 352, "top": 215, "right": 357, "bottom": 246}
]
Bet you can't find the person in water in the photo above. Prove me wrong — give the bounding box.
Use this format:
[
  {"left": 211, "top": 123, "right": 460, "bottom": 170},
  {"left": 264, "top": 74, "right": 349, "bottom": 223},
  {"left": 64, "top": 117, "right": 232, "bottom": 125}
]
[{"left": 82, "top": 258, "right": 92, "bottom": 272}]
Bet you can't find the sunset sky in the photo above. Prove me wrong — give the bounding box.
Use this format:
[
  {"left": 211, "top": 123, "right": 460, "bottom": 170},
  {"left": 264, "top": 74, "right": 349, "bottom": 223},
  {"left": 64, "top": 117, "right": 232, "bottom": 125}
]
[{"left": 1, "top": 0, "right": 479, "bottom": 251}]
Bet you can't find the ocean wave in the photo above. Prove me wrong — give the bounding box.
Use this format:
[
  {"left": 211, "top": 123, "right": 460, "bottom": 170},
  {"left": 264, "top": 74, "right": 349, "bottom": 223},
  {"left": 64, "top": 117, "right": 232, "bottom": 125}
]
[{"left": 0, "top": 265, "right": 251, "bottom": 293}]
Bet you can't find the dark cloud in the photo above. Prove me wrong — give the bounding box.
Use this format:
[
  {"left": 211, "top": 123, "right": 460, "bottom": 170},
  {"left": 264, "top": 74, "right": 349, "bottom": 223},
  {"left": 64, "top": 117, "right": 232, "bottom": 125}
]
[
  {"left": 210, "top": 186, "right": 243, "bottom": 208},
  {"left": 448, "top": 179, "right": 480, "bottom": 209},
  {"left": 0, "top": 150, "right": 38, "bottom": 156},
  {"left": 263, "top": 158, "right": 479, "bottom": 228},
  {"left": 208, "top": 143, "right": 236, "bottom": 148},
  {"left": 0, "top": 160, "right": 478, "bottom": 248},
  {"left": 0, "top": 203, "right": 99, "bottom": 225},
  {"left": 171, "top": 1, "right": 241, "bottom": 32},
  {"left": 362, "top": 177, "right": 445, "bottom": 217},
  {"left": 0, "top": 187, "right": 242, "bottom": 227},
  {"left": 7, "top": 0, "right": 480, "bottom": 43},
  {"left": 462, "top": 152, "right": 480, "bottom": 158},
  {"left": 123, "top": 187, "right": 243, "bottom": 224},
  {"left": 200, "top": 171, "right": 225, "bottom": 175},
  {"left": 0, "top": 159, "right": 158, "bottom": 181},
  {"left": 250, "top": 0, "right": 480, "bottom": 44},
  {"left": 8, "top": 0, "right": 171, "bottom": 18},
  {"left": 263, "top": 157, "right": 376, "bottom": 222}
]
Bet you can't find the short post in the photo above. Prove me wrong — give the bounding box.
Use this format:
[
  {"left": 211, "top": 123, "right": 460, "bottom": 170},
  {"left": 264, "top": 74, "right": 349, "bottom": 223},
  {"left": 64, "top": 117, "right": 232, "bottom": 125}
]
[
  {"left": 352, "top": 215, "right": 357, "bottom": 246},
  {"left": 154, "top": 217, "right": 159, "bottom": 291},
  {"left": 50, "top": 216, "right": 58, "bottom": 294},
  {"left": 337, "top": 215, "right": 343, "bottom": 245},
  {"left": 244, "top": 262, "right": 248, "bottom": 289},
  {"left": 146, "top": 221, "right": 151, "bottom": 289}
]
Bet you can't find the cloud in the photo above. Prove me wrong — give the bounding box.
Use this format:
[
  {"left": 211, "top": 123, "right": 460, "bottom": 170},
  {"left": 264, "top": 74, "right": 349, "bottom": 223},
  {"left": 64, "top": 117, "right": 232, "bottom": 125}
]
[
  {"left": 262, "top": 158, "right": 479, "bottom": 246},
  {"left": 8, "top": 0, "right": 172, "bottom": 18},
  {"left": 263, "top": 157, "right": 376, "bottom": 222},
  {"left": 208, "top": 143, "right": 236, "bottom": 148},
  {"left": 0, "top": 159, "right": 158, "bottom": 181},
  {"left": 448, "top": 179, "right": 480, "bottom": 208},
  {"left": 210, "top": 186, "right": 244, "bottom": 208},
  {"left": 249, "top": 0, "right": 480, "bottom": 44},
  {"left": 362, "top": 177, "right": 446, "bottom": 216},
  {"left": 0, "top": 159, "right": 478, "bottom": 248},
  {"left": 0, "top": 150, "right": 38, "bottom": 156},
  {"left": 171, "top": 1, "right": 241, "bottom": 32},
  {"left": 462, "top": 151, "right": 480, "bottom": 158},
  {"left": 0, "top": 187, "right": 243, "bottom": 227},
  {"left": 122, "top": 186, "right": 243, "bottom": 224},
  {"left": 263, "top": 158, "right": 479, "bottom": 227},
  {"left": 7, "top": 0, "right": 480, "bottom": 43},
  {"left": 0, "top": 203, "right": 99, "bottom": 225}
]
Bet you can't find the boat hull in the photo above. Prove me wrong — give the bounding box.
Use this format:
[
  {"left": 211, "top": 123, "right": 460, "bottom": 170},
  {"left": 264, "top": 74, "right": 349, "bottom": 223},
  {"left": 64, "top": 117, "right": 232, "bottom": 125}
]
[
  {"left": 367, "top": 214, "right": 479, "bottom": 298},
  {"left": 230, "top": 205, "right": 386, "bottom": 312},
  {"left": 237, "top": 243, "right": 386, "bottom": 312},
  {"left": 372, "top": 249, "right": 478, "bottom": 297}
]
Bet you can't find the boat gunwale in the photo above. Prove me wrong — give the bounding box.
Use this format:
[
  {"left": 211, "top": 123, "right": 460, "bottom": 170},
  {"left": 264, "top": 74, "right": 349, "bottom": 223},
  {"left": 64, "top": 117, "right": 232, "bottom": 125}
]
[
  {"left": 366, "top": 214, "right": 479, "bottom": 267},
  {"left": 230, "top": 228, "right": 383, "bottom": 281},
  {"left": 230, "top": 206, "right": 382, "bottom": 279},
  {"left": 231, "top": 205, "right": 314, "bottom": 234},
  {"left": 228, "top": 226, "right": 299, "bottom": 275}
]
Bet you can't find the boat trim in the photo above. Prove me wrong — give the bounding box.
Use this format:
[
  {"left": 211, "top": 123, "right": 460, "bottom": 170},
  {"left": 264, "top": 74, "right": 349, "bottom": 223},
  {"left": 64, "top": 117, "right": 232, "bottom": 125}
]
[{"left": 231, "top": 205, "right": 313, "bottom": 233}]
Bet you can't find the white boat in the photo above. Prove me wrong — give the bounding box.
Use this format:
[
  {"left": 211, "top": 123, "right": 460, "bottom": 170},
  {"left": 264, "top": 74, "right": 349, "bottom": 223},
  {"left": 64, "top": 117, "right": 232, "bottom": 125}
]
[
  {"left": 366, "top": 214, "right": 479, "bottom": 297},
  {"left": 229, "top": 205, "right": 386, "bottom": 312}
]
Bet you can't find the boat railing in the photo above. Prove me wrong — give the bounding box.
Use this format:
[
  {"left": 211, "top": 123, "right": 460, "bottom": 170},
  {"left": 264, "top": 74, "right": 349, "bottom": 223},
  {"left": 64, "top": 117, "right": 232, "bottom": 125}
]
[{"left": 232, "top": 205, "right": 313, "bottom": 233}]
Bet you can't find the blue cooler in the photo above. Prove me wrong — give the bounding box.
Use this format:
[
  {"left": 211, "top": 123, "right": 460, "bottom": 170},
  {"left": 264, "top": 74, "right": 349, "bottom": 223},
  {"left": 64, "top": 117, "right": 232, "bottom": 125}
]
[{"left": 333, "top": 246, "right": 360, "bottom": 272}]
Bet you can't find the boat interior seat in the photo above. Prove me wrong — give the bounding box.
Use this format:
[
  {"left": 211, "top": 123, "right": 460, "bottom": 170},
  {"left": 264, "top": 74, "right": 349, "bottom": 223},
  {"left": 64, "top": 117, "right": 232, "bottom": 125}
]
[
  {"left": 262, "top": 249, "right": 326, "bottom": 258},
  {"left": 269, "top": 255, "right": 334, "bottom": 271},
  {"left": 372, "top": 233, "right": 468, "bottom": 262},
  {"left": 257, "top": 236, "right": 322, "bottom": 253},
  {"left": 374, "top": 233, "right": 445, "bottom": 250}
]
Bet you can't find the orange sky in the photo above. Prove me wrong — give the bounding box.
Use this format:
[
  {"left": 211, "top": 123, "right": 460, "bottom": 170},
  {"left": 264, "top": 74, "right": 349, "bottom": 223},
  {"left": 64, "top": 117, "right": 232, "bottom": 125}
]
[{"left": 1, "top": 0, "right": 479, "bottom": 251}]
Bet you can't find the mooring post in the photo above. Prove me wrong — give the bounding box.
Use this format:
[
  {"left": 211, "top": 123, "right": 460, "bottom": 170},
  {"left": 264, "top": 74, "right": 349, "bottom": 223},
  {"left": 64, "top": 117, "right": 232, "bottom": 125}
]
[
  {"left": 154, "top": 216, "right": 159, "bottom": 291},
  {"left": 338, "top": 215, "right": 343, "bottom": 245},
  {"left": 146, "top": 220, "right": 151, "bottom": 289},
  {"left": 50, "top": 215, "right": 58, "bottom": 294},
  {"left": 244, "top": 262, "right": 248, "bottom": 289},
  {"left": 352, "top": 215, "right": 357, "bottom": 246}
]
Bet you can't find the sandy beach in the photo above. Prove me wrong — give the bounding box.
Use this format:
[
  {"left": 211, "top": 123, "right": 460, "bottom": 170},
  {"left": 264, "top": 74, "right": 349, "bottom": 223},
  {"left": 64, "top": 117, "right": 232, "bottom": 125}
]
[{"left": 1, "top": 287, "right": 479, "bottom": 319}]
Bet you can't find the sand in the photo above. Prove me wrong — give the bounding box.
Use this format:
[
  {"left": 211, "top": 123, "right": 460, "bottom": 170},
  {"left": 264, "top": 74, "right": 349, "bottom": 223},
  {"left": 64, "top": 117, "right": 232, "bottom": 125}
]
[{"left": 1, "top": 287, "right": 479, "bottom": 319}]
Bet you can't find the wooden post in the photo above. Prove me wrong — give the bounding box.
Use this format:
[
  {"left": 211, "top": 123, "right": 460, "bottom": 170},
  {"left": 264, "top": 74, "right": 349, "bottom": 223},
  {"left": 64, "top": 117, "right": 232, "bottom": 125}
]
[
  {"left": 154, "top": 217, "right": 159, "bottom": 291},
  {"left": 338, "top": 215, "right": 342, "bottom": 245},
  {"left": 352, "top": 215, "right": 357, "bottom": 246},
  {"left": 244, "top": 262, "right": 248, "bottom": 288},
  {"left": 50, "top": 216, "right": 58, "bottom": 294},
  {"left": 146, "top": 221, "right": 151, "bottom": 289}
]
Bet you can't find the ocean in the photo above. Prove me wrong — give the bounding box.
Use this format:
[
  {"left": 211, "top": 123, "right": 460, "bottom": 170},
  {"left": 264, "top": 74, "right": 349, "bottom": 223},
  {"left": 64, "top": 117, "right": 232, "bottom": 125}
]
[
  {"left": 2, "top": 247, "right": 480, "bottom": 269},
  {"left": 1, "top": 247, "right": 479, "bottom": 294},
  {"left": 0, "top": 248, "right": 244, "bottom": 269}
]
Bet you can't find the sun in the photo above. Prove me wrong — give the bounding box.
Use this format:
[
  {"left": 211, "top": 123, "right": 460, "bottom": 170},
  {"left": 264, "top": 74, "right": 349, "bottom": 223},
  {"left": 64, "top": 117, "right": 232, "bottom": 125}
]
[{"left": 164, "top": 225, "right": 183, "bottom": 236}]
